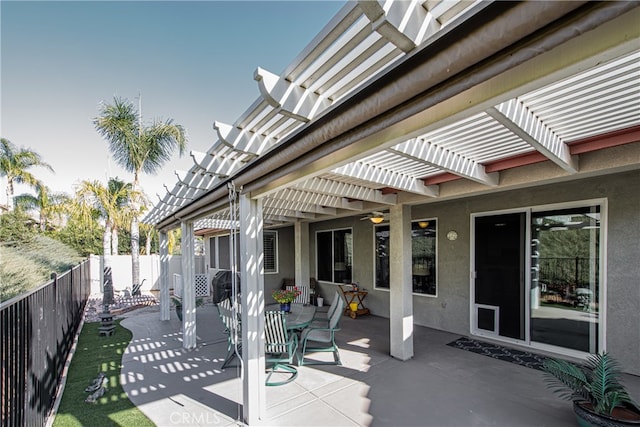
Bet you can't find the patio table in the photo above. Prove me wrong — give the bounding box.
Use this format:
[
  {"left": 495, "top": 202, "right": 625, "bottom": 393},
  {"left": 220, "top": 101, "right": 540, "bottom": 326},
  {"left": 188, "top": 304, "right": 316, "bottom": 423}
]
[{"left": 265, "top": 303, "right": 316, "bottom": 330}]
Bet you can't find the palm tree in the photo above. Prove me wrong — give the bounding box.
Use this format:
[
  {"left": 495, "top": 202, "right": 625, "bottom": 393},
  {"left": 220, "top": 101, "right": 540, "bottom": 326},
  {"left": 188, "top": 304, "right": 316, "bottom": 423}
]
[
  {"left": 93, "top": 96, "right": 186, "bottom": 287},
  {"left": 14, "top": 183, "right": 69, "bottom": 231},
  {"left": 76, "top": 178, "right": 134, "bottom": 256},
  {"left": 140, "top": 222, "right": 158, "bottom": 255},
  {"left": 0, "top": 138, "right": 54, "bottom": 211},
  {"left": 76, "top": 178, "right": 135, "bottom": 305}
]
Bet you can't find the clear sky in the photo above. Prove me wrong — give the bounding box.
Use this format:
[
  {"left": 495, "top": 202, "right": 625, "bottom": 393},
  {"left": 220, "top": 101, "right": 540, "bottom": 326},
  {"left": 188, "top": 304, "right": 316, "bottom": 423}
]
[{"left": 0, "top": 0, "right": 344, "bottom": 208}]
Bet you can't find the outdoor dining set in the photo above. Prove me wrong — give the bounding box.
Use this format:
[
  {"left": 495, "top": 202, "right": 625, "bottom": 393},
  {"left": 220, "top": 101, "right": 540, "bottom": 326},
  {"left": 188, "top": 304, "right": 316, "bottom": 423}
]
[{"left": 216, "top": 286, "right": 347, "bottom": 386}]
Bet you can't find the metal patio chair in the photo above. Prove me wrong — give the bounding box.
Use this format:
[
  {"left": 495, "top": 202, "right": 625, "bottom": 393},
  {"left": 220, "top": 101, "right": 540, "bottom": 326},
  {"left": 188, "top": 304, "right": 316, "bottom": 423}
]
[
  {"left": 299, "top": 296, "right": 345, "bottom": 366},
  {"left": 264, "top": 310, "right": 299, "bottom": 386},
  {"left": 286, "top": 284, "right": 310, "bottom": 305},
  {"left": 217, "top": 297, "right": 241, "bottom": 369},
  {"left": 309, "top": 291, "right": 341, "bottom": 328}
]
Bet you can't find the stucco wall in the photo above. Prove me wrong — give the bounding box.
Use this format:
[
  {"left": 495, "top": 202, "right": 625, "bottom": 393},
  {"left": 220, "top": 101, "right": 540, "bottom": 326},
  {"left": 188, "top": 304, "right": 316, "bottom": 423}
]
[{"left": 305, "top": 170, "right": 639, "bottom": 374}]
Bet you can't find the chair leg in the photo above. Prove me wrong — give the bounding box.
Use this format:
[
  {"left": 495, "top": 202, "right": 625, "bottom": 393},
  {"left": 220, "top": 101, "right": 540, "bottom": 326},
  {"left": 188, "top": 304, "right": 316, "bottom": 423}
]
[
  {"left": 300, "top": 340, "right": 341, "bottom": 366},
  {"left": 265, "top": 363, "right": 298, "bottom": 386},
  {"left": 221, "top": 341, "right": 241, "bottom": 369}
]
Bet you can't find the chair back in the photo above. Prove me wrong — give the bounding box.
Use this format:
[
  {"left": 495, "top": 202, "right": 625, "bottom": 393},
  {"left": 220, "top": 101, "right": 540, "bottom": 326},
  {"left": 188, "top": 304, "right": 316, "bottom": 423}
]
[
  {"left": 265, "top": 311, "right": 290, "bottom": 354},
  {"left": 287, "top": 285, "right": 310, "bottom": 305},
  {"left": 329, "top": 297, "right": 345, "bottom": 330},
  {"left": 218, "top": 298, "right": 240, "bottom": 343},
  {"left": 326, "top": 291, "right": 341, "bottom": 318}
]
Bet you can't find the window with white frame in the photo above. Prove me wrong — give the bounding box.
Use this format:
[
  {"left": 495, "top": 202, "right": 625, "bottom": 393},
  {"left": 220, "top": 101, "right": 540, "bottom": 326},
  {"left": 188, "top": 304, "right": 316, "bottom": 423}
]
[
  {"left": 317, "top": 228, "right": 352, "bottom": 284},
  {"left": 208, "top": 231, "right": 277, "bottom": 273},
  {"left": 263, "top": 230, "right": 278, "bottom": 274},
  {"left": 374, "top": 219, "right": 437, "bottom": 295}
]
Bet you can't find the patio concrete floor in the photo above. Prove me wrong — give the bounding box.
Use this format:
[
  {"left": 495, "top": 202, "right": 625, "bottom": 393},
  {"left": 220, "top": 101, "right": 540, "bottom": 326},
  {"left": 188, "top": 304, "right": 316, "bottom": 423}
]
[{"left": 119, "top": 304, "right": 640, "bottom": 427}]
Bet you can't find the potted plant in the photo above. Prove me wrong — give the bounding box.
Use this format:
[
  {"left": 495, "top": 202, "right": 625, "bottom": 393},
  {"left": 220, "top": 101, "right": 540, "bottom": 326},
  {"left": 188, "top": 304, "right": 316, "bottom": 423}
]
[
  {"left": 171, "top": 295, "right": 204, "bottom": 321},
  {"left": 543, "top": 352, "right": 640, "bottom": 426},
  {"left": 272, "top": 287, "right": 301, "bottom": 312}
]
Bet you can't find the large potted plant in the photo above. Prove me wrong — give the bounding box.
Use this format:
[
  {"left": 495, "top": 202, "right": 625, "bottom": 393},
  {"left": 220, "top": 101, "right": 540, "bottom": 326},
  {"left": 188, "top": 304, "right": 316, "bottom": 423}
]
[
  {"left": 171, "top": 295, "right": 204, "bottom": 321},
  {"left": 543, "top": 352, "right": 640, "bottom": 426}
]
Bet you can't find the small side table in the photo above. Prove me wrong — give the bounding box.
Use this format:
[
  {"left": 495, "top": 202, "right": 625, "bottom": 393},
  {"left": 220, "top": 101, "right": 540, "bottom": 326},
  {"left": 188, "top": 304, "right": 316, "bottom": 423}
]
[{"left": 339, "top": 286, "right": 370, "bottom": 319}]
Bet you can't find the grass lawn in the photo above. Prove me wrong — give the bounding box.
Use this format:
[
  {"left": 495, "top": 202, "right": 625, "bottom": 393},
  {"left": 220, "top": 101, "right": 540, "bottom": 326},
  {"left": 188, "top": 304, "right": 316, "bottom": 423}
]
[{"left": 53, "top": 320, "right": 154, "bottom": 427}]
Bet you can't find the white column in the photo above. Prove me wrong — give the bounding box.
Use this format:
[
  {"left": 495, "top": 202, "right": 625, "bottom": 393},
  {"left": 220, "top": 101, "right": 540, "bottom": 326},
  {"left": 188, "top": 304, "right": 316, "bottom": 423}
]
[
  {"left": 181, "top": 220, "right": 197, "bottom": 349},
  {"left": 239, "top": 193, "right": 266, "bottom": 424},
  {"left": 160, "top": 230, "right": 170, "bottom": 321},
  {"left": 294, "top": 221, "right": 310, "bottom": 288},
  {"left": 389, "top": 204, "right": 414, "bottom": 360}
]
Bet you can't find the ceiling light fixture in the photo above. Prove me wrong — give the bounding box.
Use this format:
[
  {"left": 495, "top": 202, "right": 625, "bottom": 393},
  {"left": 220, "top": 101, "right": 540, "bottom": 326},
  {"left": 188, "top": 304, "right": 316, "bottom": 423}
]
[{"left": 369, "top": 215, "right": 384, "bottom": 224}]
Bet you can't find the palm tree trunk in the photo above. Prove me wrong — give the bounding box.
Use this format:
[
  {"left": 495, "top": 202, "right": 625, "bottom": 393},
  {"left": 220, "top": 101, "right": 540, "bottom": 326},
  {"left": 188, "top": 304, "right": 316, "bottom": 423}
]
[
  {"left": 103, "top": 222, "right": 114, "bottom": 305},
  {"left": 131, "top": 175, "right": 141, "bottom": 287},
  {"left": 6, "top": 179, "right": 14, "bottom": 211},
  {"left": 39, "top": 210, "right": 46, "bottom": 231},
  {"left": 145, "top": 229, "right": 151, "bottom": 255},
  {"left": 131, "top": 216, "right": 140, "bottom": 285},
  {"left": 103, "top": 222, "right": 112, "bottom": 256},
  {"left": 112, "top": 227, "right": 119, "bottom": 255}
]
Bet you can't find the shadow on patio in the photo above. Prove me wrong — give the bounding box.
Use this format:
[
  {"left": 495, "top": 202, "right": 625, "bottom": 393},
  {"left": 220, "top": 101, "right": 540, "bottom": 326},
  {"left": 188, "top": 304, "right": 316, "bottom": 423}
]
[{"left": 119, "top": 304, "right": 638, "bottom": 426}]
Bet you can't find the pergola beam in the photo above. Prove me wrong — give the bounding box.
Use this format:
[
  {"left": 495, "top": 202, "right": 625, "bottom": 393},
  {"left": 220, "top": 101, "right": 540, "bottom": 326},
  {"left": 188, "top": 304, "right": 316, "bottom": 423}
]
[
  {"left": 332, "top": 161, "right": 439, "bottom": 196},
  {"left": 487, "top": 99, "right": 578, "bottom": 173},
  {"left": 391, "top": 138, "right": 499, "bottom": 186},
  {"left": 254, "top": 67, "right": 331, "bottom": 122},
  {"left": 294, "top": 176, "right": 397, "bottom": 205}
]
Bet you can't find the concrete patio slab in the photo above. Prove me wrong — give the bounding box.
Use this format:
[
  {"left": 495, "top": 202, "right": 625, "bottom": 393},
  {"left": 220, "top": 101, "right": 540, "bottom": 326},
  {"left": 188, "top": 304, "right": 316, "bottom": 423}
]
[{"left": 118, "top": 304, "right": 639, "bottom": 427}]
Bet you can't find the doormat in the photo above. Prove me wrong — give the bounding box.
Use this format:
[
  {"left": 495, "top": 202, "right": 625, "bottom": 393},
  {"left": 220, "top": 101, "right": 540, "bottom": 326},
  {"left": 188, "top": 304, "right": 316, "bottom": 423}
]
[{"left": 447, "top": 337, "right": 549, "bottom": 371}]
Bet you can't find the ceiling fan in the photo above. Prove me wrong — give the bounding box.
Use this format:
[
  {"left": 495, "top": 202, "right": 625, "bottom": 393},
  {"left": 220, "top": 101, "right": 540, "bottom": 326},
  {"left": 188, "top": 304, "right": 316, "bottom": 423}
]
[{"left": 360, "top": 211, "right": 388, "bottom": 224}]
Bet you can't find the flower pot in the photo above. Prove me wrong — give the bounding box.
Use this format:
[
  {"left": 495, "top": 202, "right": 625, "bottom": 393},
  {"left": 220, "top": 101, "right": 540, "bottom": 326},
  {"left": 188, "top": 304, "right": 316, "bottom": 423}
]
[
  {"left": 574, "top": 401, "right": 640, "bottom": 427},
  {"left": 280, "top": 303, "right": 291, "bottom": 313}
]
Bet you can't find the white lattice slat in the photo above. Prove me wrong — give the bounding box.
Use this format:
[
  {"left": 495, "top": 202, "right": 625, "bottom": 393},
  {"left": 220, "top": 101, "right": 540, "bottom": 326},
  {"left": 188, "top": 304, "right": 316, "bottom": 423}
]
[{"left": 195, "top": 274, "right": 211, "bottom": 297}]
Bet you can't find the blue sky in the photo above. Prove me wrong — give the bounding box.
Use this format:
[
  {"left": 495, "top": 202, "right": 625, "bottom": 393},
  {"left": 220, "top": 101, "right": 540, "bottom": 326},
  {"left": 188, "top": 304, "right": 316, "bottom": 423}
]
[{"left": 1, "top": 0, "right": 344, "bottom": 206}]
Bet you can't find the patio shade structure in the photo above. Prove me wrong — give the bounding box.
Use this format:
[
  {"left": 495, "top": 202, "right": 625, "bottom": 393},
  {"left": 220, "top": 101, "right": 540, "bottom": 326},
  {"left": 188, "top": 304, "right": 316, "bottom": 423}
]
[{"left": 143, "top": 1, "right": 640, "bottom": 424}]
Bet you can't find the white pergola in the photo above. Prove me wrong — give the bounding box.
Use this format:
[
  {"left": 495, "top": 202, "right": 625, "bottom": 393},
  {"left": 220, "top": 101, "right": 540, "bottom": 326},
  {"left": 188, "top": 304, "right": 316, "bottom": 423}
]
[{"left": 143, "top": 1, "right": 640, "bottom": 424}]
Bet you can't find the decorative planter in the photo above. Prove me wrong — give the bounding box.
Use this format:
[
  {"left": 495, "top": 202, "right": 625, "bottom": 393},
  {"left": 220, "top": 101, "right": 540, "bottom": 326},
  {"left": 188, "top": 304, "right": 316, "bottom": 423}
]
[
  {"left": 574, "top": 402, "right": 640, "bottom": 427},
  {"left": 280, "top": 303, "right": 291, "bottom": 313}
]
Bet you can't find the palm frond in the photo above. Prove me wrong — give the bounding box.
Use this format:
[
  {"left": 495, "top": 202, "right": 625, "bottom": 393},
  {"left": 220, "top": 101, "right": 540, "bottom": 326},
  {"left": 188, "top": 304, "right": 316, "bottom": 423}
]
[
  {"left": 542, "top": 358, "right": 590, "bottom": 403},
  {"left": 544, "top": 353, "right": 639, "bottom": 417},
  {"left": 586, "top": 353, "right": 634, "bottom": 414}
]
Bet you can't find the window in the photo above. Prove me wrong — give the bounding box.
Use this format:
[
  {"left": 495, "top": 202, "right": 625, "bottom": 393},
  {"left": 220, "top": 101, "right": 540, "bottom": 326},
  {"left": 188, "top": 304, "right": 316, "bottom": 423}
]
[
  {"left": 263, "top": 230, "right": 278, "bottom": 274},
  {"left": 374, "top": 219, "right": 437, "bottom": 295},
  {"left": 412, "top": 219, "right": 437, "bottom": 295},
  {"left": 374, "top": 225, "right": 390, "bottom": 289},
  {"left": 208, "top": 231, "right": 278, "bottom": 273},
  {"left": 316, "top": 228, "right": 352, "bottom": 284}
]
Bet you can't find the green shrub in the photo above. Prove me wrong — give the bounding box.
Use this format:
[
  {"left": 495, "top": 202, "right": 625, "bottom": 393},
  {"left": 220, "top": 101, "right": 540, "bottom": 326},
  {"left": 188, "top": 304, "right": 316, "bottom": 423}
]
[
  {"left": 0, "top": 210, "right": 37, "bottom": 245},
  {"left": 0, "top": 234, "right": 84, "bottom": 302}
]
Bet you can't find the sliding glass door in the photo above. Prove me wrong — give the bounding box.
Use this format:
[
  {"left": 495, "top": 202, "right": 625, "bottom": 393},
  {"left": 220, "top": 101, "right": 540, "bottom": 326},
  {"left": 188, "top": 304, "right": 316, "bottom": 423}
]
[
  {"left": 474, "top": 213, "right": 525, "bottom": 340},
  {"left": 530, "top": 206, "right": 600, "bottom": 353},
  {"left": 473, "top": 203, "right": 603, "bottom": 355}
]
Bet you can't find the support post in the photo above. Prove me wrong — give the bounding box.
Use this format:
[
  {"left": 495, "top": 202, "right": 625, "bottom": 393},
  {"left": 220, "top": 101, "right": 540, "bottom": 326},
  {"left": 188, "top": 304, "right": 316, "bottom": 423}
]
[
  {"left": 389, "top": 204, "right": 414, "bottom": 360},
  {"left": 239, "top": 193, "right": 266, "bottom": 424},
  {"left": 160, "top": 230, "right": 170, "bottom": 321},
  {"left": 181, "top": 221, "right": 197, "bottom": 349},
  {"left": 294, "top": 221, "right": 310, "bottom": 289}
]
